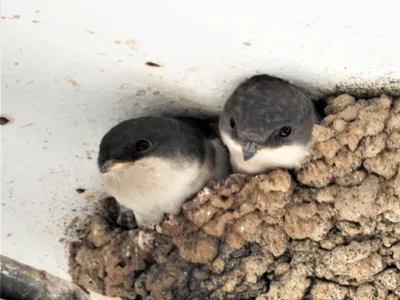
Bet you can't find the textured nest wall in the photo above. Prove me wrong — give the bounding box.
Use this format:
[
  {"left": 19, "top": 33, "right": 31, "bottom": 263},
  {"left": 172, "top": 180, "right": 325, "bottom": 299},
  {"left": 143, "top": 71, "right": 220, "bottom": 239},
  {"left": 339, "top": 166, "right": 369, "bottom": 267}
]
[{"left": 69, "top": 94, "right": 400, "bottom": 300}]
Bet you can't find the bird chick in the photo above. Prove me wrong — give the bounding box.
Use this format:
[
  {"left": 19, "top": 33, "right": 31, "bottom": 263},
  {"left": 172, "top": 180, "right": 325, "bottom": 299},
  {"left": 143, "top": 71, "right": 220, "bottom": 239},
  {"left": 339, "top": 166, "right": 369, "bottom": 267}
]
[
  {"left": 219, "top": 74, "right": 320, "bottom": 175},
  {"left": 98, "top": 116, "right": 230, "bottom": 226}
]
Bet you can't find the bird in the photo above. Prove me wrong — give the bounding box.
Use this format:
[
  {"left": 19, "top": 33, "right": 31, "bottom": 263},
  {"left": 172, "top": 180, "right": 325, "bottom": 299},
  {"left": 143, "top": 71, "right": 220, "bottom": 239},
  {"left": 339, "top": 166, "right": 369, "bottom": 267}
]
[
  {"left": 219, "top": 74, "right": 320, "bottom": 175},
  {"left": 97, "top": 116, "right": 230, "bottom": 226}
]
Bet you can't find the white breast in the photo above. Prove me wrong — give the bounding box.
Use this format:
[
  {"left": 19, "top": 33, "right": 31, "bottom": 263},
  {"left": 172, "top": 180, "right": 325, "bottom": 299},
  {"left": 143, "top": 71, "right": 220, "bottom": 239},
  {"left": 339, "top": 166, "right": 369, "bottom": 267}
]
[
  {"left": 220, "top": 131, "right": 311, "bottom": 175},
  {"left": 102, "top": 156, "right": 212, "bottom": 226}
]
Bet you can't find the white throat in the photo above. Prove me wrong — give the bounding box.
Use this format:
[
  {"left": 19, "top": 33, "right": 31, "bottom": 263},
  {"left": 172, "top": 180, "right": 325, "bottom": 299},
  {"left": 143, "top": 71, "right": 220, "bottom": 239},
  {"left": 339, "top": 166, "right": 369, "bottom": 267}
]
[
  {"left": 101, "top": 156, "right": 212, "bottom": 225},
  {"left": 220, "top": 131, "right": 311, "bottom": 175}
]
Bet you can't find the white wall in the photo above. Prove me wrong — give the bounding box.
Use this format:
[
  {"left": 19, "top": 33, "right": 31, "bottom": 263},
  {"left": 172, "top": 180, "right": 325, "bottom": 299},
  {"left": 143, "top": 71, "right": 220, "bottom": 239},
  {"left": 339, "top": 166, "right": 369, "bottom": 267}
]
[{"left": 1, "top": 0, "right": 400, "bottom": 281}]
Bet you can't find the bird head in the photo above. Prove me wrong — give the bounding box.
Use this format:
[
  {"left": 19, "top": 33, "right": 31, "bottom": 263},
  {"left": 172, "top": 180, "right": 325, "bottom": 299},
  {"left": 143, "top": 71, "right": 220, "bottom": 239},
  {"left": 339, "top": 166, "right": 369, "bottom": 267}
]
[
  {"left": 219, "top": 74, "right": 318, "bottom": 162},
  {"left": 98, "top": 116, "right": 205, "bottom": 174}
]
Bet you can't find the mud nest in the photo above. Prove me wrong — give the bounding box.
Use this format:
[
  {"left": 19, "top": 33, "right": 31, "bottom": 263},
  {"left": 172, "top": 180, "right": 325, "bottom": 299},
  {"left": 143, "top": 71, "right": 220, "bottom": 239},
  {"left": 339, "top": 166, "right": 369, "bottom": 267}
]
[{"left": 69, "top": 94, "right": 400, "bottom": 300}]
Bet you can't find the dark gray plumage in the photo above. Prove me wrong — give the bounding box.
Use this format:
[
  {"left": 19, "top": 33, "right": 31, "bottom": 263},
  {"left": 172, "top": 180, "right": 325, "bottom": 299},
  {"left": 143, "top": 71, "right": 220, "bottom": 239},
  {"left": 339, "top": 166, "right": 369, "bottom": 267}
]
[
  {"left": 219, "top": 74, "right": 320, "bottom": 174},
  {"left": 98, "top": 116, "right": 230, "bottom": 226}
]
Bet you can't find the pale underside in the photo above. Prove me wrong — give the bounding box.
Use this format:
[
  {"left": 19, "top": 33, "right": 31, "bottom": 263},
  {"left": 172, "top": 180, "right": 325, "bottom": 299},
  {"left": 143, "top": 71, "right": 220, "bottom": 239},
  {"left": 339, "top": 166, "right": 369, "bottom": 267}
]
[
  {"left": 101, "top": 138, "right": 229, "bottom": 226},
  {"left": 220, "top": 131, "right": 311, "bottom": 175}
]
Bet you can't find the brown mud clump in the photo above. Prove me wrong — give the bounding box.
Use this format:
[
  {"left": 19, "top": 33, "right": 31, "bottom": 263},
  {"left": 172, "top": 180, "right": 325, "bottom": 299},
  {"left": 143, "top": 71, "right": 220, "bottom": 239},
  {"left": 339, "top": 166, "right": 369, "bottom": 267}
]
[{"left": 69, "top": 94, "right": 400, "bottom": 300}]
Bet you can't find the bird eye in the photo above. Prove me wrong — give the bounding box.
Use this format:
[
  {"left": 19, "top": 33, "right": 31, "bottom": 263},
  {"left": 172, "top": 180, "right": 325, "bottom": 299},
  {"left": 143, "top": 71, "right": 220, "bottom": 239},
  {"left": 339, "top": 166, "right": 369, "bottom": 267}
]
[
  {"left": 135, "top": 139, "right": 152, "bottom": 152},
  {"left": 229, "top": 117, "right": 236, "bottom": 130},
  {"left": 279, "top": 126, "right": 292, "bottom": 137}
]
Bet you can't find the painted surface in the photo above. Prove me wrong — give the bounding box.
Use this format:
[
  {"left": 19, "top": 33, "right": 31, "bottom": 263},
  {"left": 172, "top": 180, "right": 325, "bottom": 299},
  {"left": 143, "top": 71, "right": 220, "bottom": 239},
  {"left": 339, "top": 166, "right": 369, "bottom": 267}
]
[{"left": 1, "top": 0, "right": 400, "bottom": 283}]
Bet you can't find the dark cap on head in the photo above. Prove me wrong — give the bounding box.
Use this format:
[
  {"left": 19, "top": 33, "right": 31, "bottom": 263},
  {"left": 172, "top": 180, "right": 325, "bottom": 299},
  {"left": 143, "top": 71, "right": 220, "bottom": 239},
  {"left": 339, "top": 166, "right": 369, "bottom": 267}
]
[
  {"left": 219, "top": 74, "right": 319, "bottom": 160},
  {"left": 98, "top": 116, "right": 208, "bottom": 172}
]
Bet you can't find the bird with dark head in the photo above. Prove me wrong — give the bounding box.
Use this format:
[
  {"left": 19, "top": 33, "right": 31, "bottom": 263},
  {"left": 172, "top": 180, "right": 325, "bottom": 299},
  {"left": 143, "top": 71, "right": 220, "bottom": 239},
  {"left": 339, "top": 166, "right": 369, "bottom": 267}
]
[
  {"left": 98, "top": 116, "right": 230, "bottom": 226},
  {"left": 219, "top": 74, "right": 320, "bottom": 175}
]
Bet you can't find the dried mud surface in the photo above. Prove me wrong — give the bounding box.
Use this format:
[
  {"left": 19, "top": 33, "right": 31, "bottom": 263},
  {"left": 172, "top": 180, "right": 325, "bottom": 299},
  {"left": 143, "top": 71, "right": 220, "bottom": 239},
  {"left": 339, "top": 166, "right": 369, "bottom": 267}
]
[{"left": 69, "top": 94, "right": 400, "bottom": 300}]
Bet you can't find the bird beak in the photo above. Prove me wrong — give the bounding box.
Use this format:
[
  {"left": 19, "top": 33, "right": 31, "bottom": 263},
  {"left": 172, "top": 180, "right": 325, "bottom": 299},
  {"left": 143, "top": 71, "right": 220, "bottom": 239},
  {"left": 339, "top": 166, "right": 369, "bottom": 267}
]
[
  {"left": 100, "top": 161, "right": 130, "bottom": 173},
  {"left": 242, "top": 142, "right": 258, "bottom": 161}
]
